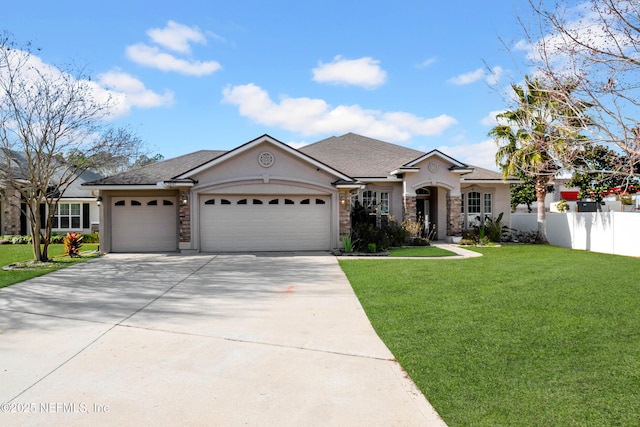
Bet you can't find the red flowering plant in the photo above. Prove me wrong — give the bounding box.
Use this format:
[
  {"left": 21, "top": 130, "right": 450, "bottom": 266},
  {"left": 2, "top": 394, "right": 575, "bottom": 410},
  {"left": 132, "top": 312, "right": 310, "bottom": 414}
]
[{"left": 63, "top": 232, "right": 83, "bottom": 258}]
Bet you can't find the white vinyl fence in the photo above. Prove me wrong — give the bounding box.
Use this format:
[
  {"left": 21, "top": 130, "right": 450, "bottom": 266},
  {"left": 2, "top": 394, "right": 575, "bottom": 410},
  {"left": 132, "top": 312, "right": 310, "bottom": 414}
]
[{"left": 511, "top": 212, "right": 640, "bottom": 257}]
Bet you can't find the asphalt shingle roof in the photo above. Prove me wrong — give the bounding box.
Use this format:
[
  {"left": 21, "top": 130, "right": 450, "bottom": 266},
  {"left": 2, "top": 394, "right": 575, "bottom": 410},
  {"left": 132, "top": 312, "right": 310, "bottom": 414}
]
[
  {"left": 84, "top": 150, "right": 226, "bottom": 185},
  {"left": 83, "top": 133, "right": 514, "bottom": 185},
  {"left": 299, "top": 133, "right": 425, "bottom": 177},
  {"left": 461, "top": 165, "right": 509, "bottom": 181}
]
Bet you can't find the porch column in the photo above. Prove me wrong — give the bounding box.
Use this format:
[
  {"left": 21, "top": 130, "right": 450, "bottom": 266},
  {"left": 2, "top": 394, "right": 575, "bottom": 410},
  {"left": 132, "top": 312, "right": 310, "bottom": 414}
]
[
  {"left": 403, "top": 193, "right": 417, "bottom": 222},
  {"left": 179, "top": 191, "right": 191, "bottom": 243},
  {"left": 447, "top": 193, "right": 462, "bottom": 236},
  {"left": 338, "top": 190, "right": 351, "bottom": 237},
  {"left": 2, "top": 188, "right": 22, "bottom": 236}
]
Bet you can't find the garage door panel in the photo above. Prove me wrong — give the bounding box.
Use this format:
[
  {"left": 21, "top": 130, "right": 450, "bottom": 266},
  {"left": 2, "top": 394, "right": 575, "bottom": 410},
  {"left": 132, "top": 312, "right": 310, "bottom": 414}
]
[
  {"left": 112, "top": 197, "right": 177, "bottom": 252},
  {"left": 200, "top": 195, "right": 330, "bottom": 252}
]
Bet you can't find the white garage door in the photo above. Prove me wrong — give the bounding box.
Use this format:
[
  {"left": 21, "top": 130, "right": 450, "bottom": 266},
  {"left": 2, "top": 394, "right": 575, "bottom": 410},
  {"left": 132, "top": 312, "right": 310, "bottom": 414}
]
[
  {"left": 200, "top": 195, "right": 331, "bottom": 252},
  {"left": 111, "top": 197, "right": 178, "bottom": 252}
]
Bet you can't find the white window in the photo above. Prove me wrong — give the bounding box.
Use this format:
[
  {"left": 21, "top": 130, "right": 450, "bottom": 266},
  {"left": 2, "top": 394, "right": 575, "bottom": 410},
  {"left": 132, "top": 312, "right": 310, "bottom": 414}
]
[
  {"left": 484, "top": 193, "right": 493, "bottom": 215},
  {"left": 461, "top": 190, "right": 494, "bottom": 229},
  {"left": 468, "top": 192, "right": 481, "bottom": 216},
  {"left": 362, "top": 190, "right": 376, "bottom": 209},
  {"left": 379, "top": 192, "right": 389, "bottom": 215},
  {"left": 53, "top": 203, "right": 81, "bottom": 229},
  {"left": 355, "top": 189, "right": 391, "bottom": 227}
]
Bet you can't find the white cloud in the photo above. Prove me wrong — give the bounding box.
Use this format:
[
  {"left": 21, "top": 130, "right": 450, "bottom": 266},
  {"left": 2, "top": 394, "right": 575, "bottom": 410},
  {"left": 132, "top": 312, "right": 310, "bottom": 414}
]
[
  {"left": 126, "top": 43, "right": 221, "bottom": 76},
  {"left": 287, "top": 141, "right": 309, "bottom": 149},
  {"left": 448, "top": 68, "right": 485, "bottom": 85},
  {"left": 438, "top": 139, "right": 499, "bottom": 171},
  {"left": 486, "top": 66, "right": 504, "bottom": 85},
  {"left": 146, "top": 21, "right": 206, "bottom": 54},
  {"left": 481, "top": 110, "right": 507, "bottom": 126},
  {"left": 416, "top": 57, "right": 437, "bottom": 69},
  {"left": 98, "top": 70, "right": 174, "bottom": 113},
  {"left": 125, "top": 21, "right": 222, "bottom": 76},
  {"left": 221, "top": 83, "right": 457, "bottom": 141},
  {"left": 312, "top": 56, "right": 387, "bottom": 89},
  {"left": 449, "top": 66, "right": 504, "bottom": 86},
  {"left": 0, "top": 46, "right": 167, "bottom": 120}
]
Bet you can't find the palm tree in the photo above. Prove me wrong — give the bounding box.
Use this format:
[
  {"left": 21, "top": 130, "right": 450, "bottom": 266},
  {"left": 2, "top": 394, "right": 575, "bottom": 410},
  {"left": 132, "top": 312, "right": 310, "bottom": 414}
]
[{"left": 489, "top": 76, "right": 588, "bottom": 242}]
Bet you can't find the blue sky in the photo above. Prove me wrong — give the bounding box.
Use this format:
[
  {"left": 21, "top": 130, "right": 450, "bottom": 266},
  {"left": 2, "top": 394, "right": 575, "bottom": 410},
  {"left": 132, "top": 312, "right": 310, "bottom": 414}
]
[{"left": 1, "top": 0, "right": 538, "bottom": 171}]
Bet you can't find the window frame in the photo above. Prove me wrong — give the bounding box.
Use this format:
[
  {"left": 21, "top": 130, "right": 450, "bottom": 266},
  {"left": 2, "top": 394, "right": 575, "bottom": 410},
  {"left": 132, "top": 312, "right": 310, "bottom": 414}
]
[
  {"left": 53, "top": 202, "right": 82, "bottom": 230},
  {"left": 461, "top": 189, "right": 495, "bottom": 229}
]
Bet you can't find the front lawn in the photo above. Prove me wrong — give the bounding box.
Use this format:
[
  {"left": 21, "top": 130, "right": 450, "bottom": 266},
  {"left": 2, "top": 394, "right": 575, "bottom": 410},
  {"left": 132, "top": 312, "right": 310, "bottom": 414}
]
[
  {"left": 0, "top": 243, "right": 99, "bottom": 289},
  {"left": 389, "top": 246, "right": 456, "bottom": 257},
  {"left": 339, "top": 245, "right": 640, "bottom": 426}
]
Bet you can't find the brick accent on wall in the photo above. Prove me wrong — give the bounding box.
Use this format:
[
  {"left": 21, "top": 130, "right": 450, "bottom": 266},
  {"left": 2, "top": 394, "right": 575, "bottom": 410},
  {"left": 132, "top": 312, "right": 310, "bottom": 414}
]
[
  {"left": 447, "top": 193, "right": 462, "bottom": 236},
  {"left": 403, "top": 195, "right": 417, "bottom": 222},
  {"left": 178, "top": 192, "right": 191, "bottom": 243},
  {"left": 2, "top": 188, "right": 22, "bottom": 236},
  {"left": 339, "top": 190, "right": 351, "bottom": 236}
]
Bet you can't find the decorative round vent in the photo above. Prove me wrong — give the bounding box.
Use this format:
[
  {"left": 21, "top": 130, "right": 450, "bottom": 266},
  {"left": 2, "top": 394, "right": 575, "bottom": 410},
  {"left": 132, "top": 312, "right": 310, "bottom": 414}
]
[
  {"left": 258, "top": 152, "right": 275, "bottom": 168},
  {"left": 428, "top": 161, "right": 439, "bottom": 173}
]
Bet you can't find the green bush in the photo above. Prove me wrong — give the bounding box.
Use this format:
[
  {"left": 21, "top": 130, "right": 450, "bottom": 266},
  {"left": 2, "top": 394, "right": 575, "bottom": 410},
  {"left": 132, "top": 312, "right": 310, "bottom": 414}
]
[
  {"left": 409, "top": 237, "right": 430, "bottom": 246},
  {"left": 50, "top": 233, "right": 65, "bottom": 244},
  {"left": 81, "top": 233, "right": 100, "bottom": 243},
  {"left": 11, "top": 235, "right": 31, "bottom": 244},
  {"left": 349, "top": 202, "right": 411, "bottom": 252}
]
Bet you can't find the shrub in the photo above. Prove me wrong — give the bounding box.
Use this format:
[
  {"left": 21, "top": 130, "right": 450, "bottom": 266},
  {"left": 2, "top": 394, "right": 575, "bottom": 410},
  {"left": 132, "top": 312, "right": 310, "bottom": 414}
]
[
  {"left": 349, "top": 203, "right": 411, "bottom": 252},
  {"left": 11, "top": 235, "right": 31, "bottom": 244},
  {"left": 556, "top": 199, "right": 570, "bottom": 212},
  {"left": 50, "top": 233, "right": 65, "bottom": 244},
  {"left": 512, "top": 230, "right": 538, "bottom": 244},
  {"left": 409, "top": 237, "right": 430, "bottom": 246},
  {"left": 63, "top": 232, "right": 83, "bottom": 257},
  {"left": 81, "top": 233, "right": 100, "bottom": 243},
  {"left": 341, "top": 235, "right": 354, "bottom": 253},
  {"left": 401, "top": 219, "right": 422, "bottom": 238},
  {"left": 474, "top": 213, "right": 511, "bottom": 243}
]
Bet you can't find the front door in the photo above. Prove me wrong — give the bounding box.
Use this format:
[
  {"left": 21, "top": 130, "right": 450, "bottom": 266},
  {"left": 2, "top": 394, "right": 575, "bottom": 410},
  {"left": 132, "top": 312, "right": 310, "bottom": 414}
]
[{"left": 416, "top": 187, "right": 438, "bottom": 240}]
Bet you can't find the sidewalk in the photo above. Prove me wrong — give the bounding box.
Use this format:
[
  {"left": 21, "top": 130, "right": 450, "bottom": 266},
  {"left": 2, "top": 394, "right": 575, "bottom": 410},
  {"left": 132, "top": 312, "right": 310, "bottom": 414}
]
[{"left": 336, "top": 242, "right": 483, "bottom": 260}]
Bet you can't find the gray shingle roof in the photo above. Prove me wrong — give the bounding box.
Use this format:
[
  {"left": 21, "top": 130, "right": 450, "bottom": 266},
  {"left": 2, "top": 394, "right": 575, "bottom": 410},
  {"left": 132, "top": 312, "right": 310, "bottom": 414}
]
[
  {"left": 461, "top": 165, "right": 510, "bottom": 181},
  {"left": 84, "top": 150, "right": 226, "bottom": 185},
  {"left": 82, "top": 133, "right": 515, "bottom": 186},
  {"left": 299, "top": 133, "right": 425, "bottom": 177}
]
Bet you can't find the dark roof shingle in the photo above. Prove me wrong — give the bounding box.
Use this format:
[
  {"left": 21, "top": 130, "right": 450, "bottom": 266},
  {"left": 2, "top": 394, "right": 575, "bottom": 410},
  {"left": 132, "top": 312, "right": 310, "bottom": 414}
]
[
  {"left": 84, "top": 150, "right": 226, "bottom": 185},
  {"left": 299, "top": 133, "right": 424, "bottom": 177}
]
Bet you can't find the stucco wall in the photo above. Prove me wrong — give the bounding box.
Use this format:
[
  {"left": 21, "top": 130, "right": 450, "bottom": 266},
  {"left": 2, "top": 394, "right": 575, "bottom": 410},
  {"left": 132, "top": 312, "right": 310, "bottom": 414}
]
[
  {"left": 404, "top": 157, "right": 460, "bottom": 196},
  {"left": 187, "top": 142, "right": 342, "bottom": 252},
  {"left": 192, "top": 143, "right": 338, "bottom": 191},
  {"left": 461, "top": 183, "right": 511, "bottom": 222}
]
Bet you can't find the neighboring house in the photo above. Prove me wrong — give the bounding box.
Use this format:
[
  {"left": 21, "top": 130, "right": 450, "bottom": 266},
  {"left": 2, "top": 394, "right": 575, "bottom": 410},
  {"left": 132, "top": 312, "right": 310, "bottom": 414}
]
[
  {"left": 83, "top": 133, "right": 517, "bottom": 253},
  {"left": 0, "top": 152, "right": 102, "bottom": 236}
]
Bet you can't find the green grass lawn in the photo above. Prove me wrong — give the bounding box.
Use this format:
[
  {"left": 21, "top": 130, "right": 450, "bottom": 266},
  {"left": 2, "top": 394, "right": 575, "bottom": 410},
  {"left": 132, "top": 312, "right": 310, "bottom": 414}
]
[
  {"left": 0, "top": 243, "right": 99, "bottom": 289},
  {"left": 389, "top": 246, "right": 457, "bottom": 257},
  {"left": 340, "top": 244, "right": 640, "bottom": 426}
]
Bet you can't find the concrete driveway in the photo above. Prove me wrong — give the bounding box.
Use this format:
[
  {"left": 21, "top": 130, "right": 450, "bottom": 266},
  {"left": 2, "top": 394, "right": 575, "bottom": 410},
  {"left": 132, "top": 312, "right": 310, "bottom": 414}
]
[{"left": 0, "top": 253, "right": 446, "bottom": 426}]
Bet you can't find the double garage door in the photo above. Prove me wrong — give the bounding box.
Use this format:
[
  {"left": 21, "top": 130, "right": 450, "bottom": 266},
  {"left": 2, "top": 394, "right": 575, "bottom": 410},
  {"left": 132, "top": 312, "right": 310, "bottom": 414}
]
[
  {"left": 111, "top": 197, "right": 178, "bottom": 252},
  {"left": 200, "top": 195, "right": 331, "bottom": 252}
]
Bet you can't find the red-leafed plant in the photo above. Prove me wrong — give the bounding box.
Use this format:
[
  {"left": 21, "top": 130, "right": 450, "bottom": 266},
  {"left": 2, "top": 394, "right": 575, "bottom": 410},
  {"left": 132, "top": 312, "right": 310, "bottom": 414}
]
[{"left": 63, "top": 232, "right": 83, "bottom": 258}]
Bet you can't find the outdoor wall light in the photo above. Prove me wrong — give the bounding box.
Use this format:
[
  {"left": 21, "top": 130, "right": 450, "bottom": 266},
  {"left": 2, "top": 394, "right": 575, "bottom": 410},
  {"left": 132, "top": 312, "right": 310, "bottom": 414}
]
[
  {"left": 181, "top": 194, "right": 189, "bottom": 205},
  {"left": 96, "top": 196, "right": 102, "bottom": 206}
]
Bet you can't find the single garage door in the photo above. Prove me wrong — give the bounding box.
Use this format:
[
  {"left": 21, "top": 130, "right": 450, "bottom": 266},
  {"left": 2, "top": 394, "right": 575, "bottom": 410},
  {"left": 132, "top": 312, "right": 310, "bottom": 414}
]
[
  {"left": 111, "top": 197, "right": 178, "bottom": 252},
  {"left": 200, "top": 195, "right": 331, "bottom": 252}
]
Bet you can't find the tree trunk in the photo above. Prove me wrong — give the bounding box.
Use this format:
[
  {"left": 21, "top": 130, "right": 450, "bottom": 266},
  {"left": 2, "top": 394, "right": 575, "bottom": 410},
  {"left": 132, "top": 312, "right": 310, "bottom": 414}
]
[
  {"left": 535, "top": 176, "right": 549, "bottom": 243},
  {"left": 30, "top": 200, "right": 44, "bottom": 262}
]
